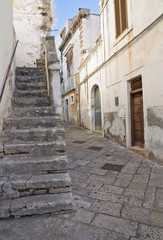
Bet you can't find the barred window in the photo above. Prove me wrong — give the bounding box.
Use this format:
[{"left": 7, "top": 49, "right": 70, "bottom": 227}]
[{"left": 114, "top": 0, "right": 128, "bottom": 38}]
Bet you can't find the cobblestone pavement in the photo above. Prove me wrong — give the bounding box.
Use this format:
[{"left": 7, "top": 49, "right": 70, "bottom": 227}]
[{"left": 0, "top": 122, "right": 163, "bottom": 240}]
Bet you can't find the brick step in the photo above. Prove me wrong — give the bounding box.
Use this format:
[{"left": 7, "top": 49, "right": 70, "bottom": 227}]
[
  {"left": 0, "top": 127, "right": 65, "bottom": 143},
  {"left": 12, "top": 97, "right": 49, "bottom": 107},
  {"left": 1, "top": 155, "right": 68, "bottom": 175},
  {"left": 3, "top": 116, "right": 63, "bottom": 129},
  {"left": 15, "top": 75, "right": 45, "bottom": 84},
  {"left": 16, "top": 67, "right": 45, "bottom": 76},
  {"left": 15, "top": 82, "right": 46, "bottom": 91},
  {"left": 0, "top": 192, "right": 74, "bottom": 218},
  {"left": 10, "top": 106, "right": 57, "bottom": 118},
  {"left": 13, "top": 90, "right": 48, "bottom": 98},
  {"left": 3, "top": 140, "right": 66, "bottom": 155}
]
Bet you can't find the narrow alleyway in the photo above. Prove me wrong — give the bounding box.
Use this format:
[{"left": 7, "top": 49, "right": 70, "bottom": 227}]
[{"left": 0, "top": 122, "right": 163, "bottom": 240}]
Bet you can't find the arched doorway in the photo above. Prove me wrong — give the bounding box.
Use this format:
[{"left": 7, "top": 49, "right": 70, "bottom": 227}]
[{"left": 91, "top": 85, "right": 102, "bottom": 131}]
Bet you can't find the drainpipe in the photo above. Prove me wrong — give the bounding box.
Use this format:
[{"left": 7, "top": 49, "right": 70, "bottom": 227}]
[{"left": 78, "top": 85, "right": 81, "bottom": 126}]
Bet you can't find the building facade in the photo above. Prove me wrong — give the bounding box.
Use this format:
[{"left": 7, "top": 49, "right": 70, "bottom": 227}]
[
  {"left": 57, "top": 8, "right": 100, "bottom": 124},
  {"left": 79, "top": 0, "right": 163, "bottom": 163}
]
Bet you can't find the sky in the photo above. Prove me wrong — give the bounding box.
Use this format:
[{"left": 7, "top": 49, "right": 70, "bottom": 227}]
[{"left": 53, "top": 0, "right": 100, "bottom": 36}]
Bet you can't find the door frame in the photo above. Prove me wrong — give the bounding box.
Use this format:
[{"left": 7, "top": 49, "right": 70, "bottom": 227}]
[
  {"left": 130, "top": 76, "right": 144, "bottom": 148},
  {"left": 64, "top": 97, "right": 69, "bottom": 121},
  {"left": 91, "top": 84, "right": 102, "bottom": 131}
]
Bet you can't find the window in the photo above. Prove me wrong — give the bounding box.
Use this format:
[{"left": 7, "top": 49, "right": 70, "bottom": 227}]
[
  {"left": 115, "top": 97, "right": 119, "bottom": 106},
  {"left": 114, "top": 0, "right": 128, "bottom": 38},
  {"left": 70, "top": 94, "right": 74, "bottom": 104}
]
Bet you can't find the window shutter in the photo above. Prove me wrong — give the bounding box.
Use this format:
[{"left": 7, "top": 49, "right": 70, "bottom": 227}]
[
  {"left": 115, "top": 0, "right": 121, "bottom": 37},
  {"left": 121, "top": 0, "right": 128, "bottom": 32}
]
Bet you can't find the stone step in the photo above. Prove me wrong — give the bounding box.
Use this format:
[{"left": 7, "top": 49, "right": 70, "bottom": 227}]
[
  {"left": 15, "top": 75, "right": 45, "bottom": 84},
  {"left": 3, "top": 116, "right": 63, "bottom": 129},
  {"left": 0, "top": 127, "right": 65, "bottom": 143},
  {"left": 0, "top": 192, "right": 74, "bottom": 218},
  {"left": 13, "top": 90, "right": 48, "bottom": 98},
  {"left": 15, "top": 82, "right": 46, "bottom": 91},
  {"left": 12, "top": 97, "right": 49, "bottom": 107},
  {"left": 0, "top": 173, "right": 71, "bottom": 200},
  {"left": 9, "top": 172, "right": 71, "bottom": 192},
  {"left": 16, "top": 67, "right": 45, "bottom": 76},
  {"left": 10, "top": 106, "right": 57, "bottom": 118},
  {"left": 3, "top": 140, "right": 66, "bottom": 155},
  {"left": 1, "top": 155, "right": 68, "bottom": 175}
]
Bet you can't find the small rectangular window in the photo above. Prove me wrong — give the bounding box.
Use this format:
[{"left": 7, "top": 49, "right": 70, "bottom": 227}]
[
  {"left": 70, "top": 94, "right": 75, "bottom": 104},
  {"left": 114, "top": 0, "right": 128, "bottom": 38},
  {"left": 115, "top": 97, "right": 119, "bottom": 106}
]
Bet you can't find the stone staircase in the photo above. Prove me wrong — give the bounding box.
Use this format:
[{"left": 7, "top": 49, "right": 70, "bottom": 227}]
[{"left": 0, "top": 67, "right": 74, "bottom": 218}]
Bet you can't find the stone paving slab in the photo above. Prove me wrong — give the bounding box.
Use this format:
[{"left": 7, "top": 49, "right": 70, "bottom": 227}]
[{"left": 0, "top": 122, "right": 163, "bottom": 239}]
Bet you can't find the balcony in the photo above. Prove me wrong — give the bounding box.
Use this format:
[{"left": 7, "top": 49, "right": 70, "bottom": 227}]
[{"left": 62, "top": 76, "right": 75, "bottom": 95}]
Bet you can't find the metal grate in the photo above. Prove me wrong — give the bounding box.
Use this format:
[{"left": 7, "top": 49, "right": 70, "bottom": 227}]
[
  {"left": 101, "top": 163, "right": 123, "bottom": 172},
  {"left": 73, "top": 140, "right": 86, "bottom": 144},
  {"left": 88, "top": 146, "right": 103, "bottom": 151}
]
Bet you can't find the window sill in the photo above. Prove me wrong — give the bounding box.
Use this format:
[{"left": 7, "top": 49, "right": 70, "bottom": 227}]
[{"left": 113, "top": 27, "right": 133, "bottom": 46}]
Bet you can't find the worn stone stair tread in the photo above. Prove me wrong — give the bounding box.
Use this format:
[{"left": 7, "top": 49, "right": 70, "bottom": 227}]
[
  {"left": 10, "top": 192, "right": 74, "bottom": 217},
  {"left": 15, "top": 82, "right": 46, "bottom": 88},
  {"left": 9, "top": 172, "right": 71, "bottom": 190},
  {"left": 10, "top": 106, "right": 57, "bottom": 117},
  {"left": 14, "top": 90, "right": 48, "bottom": 98},
  {"left": 0, "top": 127, "right": 65, "bottom": 143},
  {"left": 1, "top": 155, "right": 68, "bottom": 175},
  {"left": 12, "top": 97, "right": 49, "bottom": 107},
  {"left": 16, "top": 76, "right": 45, "bottom": 83},
  {"left": 3, "top": 116, "right": 63, "bottom": 129},
  {"left": 3, "top": 140, "right": 66, "bottom": 154}
]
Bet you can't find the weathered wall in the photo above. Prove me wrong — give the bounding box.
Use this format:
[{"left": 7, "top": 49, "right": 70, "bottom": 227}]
[
  {"left": 146, "top": 106, "right": 163, "bottom": 164},
  {"left": 79, "top": 0, "right": 163, "bottom": 163},
  {"left": 13, "top": 0, "right": 52, "bottom": 67},
  {"left": 0, "top": 0, "right": 16, "bottom": 131}
]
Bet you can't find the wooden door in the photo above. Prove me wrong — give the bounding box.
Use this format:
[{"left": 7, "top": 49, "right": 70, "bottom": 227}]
[
  {"left": 95, "top": 86, "right": 102, "bottom": 131},
  {"left": 131, "top": 78, "right": 144, "bottom": 147}
]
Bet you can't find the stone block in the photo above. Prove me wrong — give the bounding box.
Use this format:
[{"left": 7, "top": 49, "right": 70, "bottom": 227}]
[
  {"left": 10, "top": 193, "right": 74, "bottom": 217},
  {"left": 26, "top": 173, "right": 71, "bottom": 189},
  {"left": 34, "top": 189, "right": 47, "bottom": 195},
  {"left": 91, "top": 214, "right": 138, "bottom": 237},
  {"left": 122, "top": 206, "right": 150, "bottom": 224},
  {"left": 0, "top": 199, "right": 11, "bottom": 218},
  {"left": 71, "top": 208, "right": 95, "bottom": 224},
  {"left": 49, "top": 187, "right": 71, "bottom": 194},
  {"left": 143, "top": 186, "right": 155, "bottom": 209},
  {"left": 149, "top": 211, "right": 163, "bottom": 227},
  {"left": 0, "top": 144, "right": 3, "bottom": 153},
  {"left": 90, "top": 200, "right": 122, "bottom": 217}
]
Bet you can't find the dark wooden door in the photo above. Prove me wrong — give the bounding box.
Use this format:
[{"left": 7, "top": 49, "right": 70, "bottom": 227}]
[{"left": 131, "top": 79, "right": 144, "bottom": 148}]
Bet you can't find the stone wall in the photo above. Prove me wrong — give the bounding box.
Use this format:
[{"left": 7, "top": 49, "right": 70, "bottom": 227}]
[{"left": 13, "top": 0, "right": 52, "bottom": 67}]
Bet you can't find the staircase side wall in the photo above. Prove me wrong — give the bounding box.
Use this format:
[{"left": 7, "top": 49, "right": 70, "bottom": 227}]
[
  {"left": 13, "top": 0, "right": 52, "bottom": 67},
  {"left": 0, "top": 0, "right": 16, "bottom": 131}
]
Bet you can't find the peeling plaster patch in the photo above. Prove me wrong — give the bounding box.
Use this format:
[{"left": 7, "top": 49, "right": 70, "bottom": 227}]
[
  {"left": 147, "top": 107, "right": 163, "bottom": 128},
  {"left": 146, "top": 106, "right": 163, "bottom": 164},
  {"left": 104, "top": 111, "right": 126, "bottom": 145}
]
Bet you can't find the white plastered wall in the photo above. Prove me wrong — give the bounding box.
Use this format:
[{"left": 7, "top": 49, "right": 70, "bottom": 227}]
[{"left": 0, "top": 0, "right": 16, "bottom": 130}]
